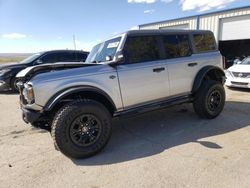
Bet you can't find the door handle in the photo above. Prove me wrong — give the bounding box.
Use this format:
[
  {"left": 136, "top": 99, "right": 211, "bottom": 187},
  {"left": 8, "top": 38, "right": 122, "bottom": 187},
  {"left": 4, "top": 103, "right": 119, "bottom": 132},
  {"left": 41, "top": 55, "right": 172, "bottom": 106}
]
[
  {"left": 109, "top": 75, "right": 116, "bottom": 79},
  {"left": 188, "top": 62, "right": 198, "bottom": 67},
  {"left": 153, "top": 67, "right": 165, "bottom": 73}
]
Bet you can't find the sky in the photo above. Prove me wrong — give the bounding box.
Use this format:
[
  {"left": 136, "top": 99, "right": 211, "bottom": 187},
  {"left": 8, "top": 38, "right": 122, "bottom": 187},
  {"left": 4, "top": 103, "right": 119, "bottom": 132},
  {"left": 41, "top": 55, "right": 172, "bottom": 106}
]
[{"left": 0, "top": 0, "right": 249, "bottom": 53}]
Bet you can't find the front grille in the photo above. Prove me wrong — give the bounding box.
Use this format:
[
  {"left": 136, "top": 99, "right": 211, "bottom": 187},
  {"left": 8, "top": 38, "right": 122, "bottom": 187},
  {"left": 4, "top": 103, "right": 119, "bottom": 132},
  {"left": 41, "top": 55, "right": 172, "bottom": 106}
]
[
  {"left": 232, "top": 72, "right": 250, "bottom": 78},
  {"left": 231, "top": 81, "right": 249, "bottom": 86}
]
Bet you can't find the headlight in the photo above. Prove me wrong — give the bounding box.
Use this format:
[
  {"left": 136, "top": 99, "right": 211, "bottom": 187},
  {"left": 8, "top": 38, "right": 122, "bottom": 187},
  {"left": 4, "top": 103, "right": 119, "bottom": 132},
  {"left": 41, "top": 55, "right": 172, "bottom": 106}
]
[
  {"left": 22, "top": 84, "right": 34, "bottom": 104},
  {"left": 225, "top": 70, "right": 233, "bottom": 78},
  {"left": 0, "top": 69, "right": 11, "bottom": 76}
]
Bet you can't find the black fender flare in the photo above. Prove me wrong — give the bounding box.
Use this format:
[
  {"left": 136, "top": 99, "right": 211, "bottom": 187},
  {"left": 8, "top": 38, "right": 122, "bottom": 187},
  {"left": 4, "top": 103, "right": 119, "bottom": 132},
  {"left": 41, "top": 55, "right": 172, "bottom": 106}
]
[
  {"left": 43, "top": 86, "right": 117, "bottom": 112},
  {"left": 192, "top": 66, "right": 225, "bottom": 94}
]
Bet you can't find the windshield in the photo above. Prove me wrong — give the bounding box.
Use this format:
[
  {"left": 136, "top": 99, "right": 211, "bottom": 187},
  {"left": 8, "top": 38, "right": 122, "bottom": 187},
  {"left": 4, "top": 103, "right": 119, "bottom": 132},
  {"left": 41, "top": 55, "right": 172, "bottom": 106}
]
[
  {"left": 241, "top": 57, "right": 250, "bottom": 65},
  {"left": 19, "top": 53, "right": 41, "bottom": 64},
  {"left": 85, "top": 37, "right": 121, "bottom": 63}
]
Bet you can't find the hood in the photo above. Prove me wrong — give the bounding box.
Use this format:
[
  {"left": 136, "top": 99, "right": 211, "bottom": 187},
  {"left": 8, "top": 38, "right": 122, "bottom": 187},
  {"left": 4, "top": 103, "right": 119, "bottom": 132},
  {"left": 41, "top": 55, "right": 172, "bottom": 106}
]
[
  {"left": 16, "top": 62, "right": 98, "bottom": 80},
  {"left": 0, "top": 62, "right": 27, "bottom": 70},
  {"left": 228, "top": 64, "right": 250, "bottom": 73}
]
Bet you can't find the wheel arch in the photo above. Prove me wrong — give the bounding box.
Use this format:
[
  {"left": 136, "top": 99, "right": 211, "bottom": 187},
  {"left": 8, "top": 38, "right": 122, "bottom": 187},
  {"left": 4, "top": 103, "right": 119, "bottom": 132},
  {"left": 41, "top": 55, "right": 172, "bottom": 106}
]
[
  {"left": 43, "top": 86, "right": 117, "bottom": 115},
  {"left": 192, "top": 66, "right": 225, "bottom": 94}
]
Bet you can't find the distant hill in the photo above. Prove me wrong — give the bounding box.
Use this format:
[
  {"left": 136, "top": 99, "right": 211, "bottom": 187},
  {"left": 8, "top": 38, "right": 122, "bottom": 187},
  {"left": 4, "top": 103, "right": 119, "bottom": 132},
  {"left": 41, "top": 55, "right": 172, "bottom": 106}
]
[
  {"left": 0, "top": 53, "right": 33, "bottom": 63},
  {"left": 0, "top": 53, "right": 33, "bottom": 57}
]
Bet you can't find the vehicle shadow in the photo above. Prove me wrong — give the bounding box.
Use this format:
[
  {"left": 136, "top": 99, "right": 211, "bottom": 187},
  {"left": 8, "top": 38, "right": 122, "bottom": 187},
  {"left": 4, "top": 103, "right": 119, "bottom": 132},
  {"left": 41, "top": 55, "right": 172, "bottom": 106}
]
[
  {"left": 226, "top": 87, "right": 250, "bottom": 92},
  {"left": 0, "top": 91, "right": 18, "bottom": 95},
  {"left": 73, "top": 101, "right": 250, "bottom": 166}
]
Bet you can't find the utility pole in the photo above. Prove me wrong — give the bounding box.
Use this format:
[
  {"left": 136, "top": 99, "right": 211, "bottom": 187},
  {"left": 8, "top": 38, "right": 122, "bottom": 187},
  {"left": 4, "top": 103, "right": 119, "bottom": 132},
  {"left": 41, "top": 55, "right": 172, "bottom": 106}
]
[{"left": 73, "top": 35, "right": 76, "bottom": 50}]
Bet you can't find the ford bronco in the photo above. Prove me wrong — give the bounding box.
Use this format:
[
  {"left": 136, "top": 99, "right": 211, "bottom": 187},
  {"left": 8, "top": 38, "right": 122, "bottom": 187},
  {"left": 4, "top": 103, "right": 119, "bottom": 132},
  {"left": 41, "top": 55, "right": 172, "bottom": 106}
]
[{"left": 17, "top": 30, "right": 225, "bottom": 158}]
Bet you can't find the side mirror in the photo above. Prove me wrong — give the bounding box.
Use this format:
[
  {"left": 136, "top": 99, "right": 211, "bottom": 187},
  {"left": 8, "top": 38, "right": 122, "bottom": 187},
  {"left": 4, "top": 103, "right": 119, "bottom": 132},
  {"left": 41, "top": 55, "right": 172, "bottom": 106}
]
[
  {"left": 108, "top": 51, "right": 126, "bottom": 66},
  {"left": 115, "top": 50, "right": 125, "bottom": 63},
  {"left": 35, "top": 59, "right": 43, "bottom": 65},
  {"left": 117, "top": 54, "right": 124, "bottom": 62}
]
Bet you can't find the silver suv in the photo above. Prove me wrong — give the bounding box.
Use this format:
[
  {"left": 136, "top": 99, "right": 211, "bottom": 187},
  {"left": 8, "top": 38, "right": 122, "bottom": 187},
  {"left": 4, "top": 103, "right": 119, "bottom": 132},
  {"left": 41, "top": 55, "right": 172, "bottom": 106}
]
[{"left": 17, "top": 30, "right": 226, "bottom": 158}]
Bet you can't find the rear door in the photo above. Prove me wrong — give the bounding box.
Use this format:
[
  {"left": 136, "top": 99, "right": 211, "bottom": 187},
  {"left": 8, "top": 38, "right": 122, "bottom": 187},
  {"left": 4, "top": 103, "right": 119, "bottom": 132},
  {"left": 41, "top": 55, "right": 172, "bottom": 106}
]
[
  {"left": 117, "top": 35, "right": 170, "bottom": 109},
  {"left": 161, "top": 34, "right": 199, "bottom": 96}
]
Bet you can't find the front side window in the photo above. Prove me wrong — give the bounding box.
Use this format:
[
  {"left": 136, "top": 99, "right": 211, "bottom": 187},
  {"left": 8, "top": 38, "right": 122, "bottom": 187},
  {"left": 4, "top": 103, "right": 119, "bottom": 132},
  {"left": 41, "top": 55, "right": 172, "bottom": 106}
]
[
  {"left": 41, "top": 53, "right": 58, "bottom": 63},
  {"left": 124, "top": 36, "right": 160, "bottom": 64},
  {"left": 85, "top": 37, "right": 121, "bottom": 63},
  {"left": 163, "top": 34, "right": 191, "bottom": 59},
  {"left": 19, "top": 53, "right": 41, "bottom": 64},
  {"left": 193, "top": 33, "right": 216, "bottom": 53}
]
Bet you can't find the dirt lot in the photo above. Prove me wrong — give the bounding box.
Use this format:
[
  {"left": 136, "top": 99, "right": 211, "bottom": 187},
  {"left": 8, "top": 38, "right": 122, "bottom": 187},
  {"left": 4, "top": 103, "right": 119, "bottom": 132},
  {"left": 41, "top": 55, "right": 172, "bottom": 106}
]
[{"left": 0, "top": 88, "right": 250, "bottom": 188}]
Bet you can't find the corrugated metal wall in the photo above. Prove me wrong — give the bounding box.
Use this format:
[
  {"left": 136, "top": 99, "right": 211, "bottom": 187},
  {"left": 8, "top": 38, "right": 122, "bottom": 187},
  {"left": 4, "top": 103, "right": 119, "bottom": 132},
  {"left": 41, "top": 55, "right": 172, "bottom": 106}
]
[
  {"left": 199, "top": 7, "right": 250, "bottom": 41},
  {"left": 140, "top": 17, "right": 197, "bottom": 30},
  {"left": 139, "top": 6, "right": 250, "bottom": 42}
]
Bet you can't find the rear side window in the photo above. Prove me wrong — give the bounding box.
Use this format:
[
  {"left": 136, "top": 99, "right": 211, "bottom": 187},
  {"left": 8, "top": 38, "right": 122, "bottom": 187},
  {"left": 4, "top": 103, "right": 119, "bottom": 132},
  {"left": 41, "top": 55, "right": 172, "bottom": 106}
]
[
  {"left": 124, "top": 36, "right": 161, "bottom": 64},
  {"left": 163, "top": 34, "right": 191, "bottom": 59},
  {"left": 76, "top": 53, "right": 88, "bottom": 62},
  {"left": 193, "top": 33, "right": 216, "bottom": 53}
]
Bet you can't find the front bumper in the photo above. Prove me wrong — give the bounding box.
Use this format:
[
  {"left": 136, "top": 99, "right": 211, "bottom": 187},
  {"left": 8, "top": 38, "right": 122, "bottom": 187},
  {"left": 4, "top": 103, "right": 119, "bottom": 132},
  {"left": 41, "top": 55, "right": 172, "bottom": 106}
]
[
  {"left": 225, "top": 77, "right": 250, "bottom": 88},
  {"left": 21, "top": 107, "right": 41, "bottom": 124}
]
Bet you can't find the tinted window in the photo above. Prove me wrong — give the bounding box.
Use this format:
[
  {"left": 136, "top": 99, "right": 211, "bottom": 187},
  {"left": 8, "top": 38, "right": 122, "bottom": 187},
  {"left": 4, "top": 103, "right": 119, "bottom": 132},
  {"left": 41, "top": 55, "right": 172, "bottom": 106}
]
[
  {"left": 41, "top": 53, "right": 58, "bottom": 63},
  {"left": 76, "top": 53, "right": 88, "bottom": 62},
  {"left": 124, "top": 36, "right": 161, "bottom": 64},
  {"left": 193, "top": 33, "right": 216, "bottom": 52},
  {"left": 57, "top": 52, "right": 77, "bottom": 62},
  {"left": 163, "top": 35, "right": 191, "bottom": 59}
]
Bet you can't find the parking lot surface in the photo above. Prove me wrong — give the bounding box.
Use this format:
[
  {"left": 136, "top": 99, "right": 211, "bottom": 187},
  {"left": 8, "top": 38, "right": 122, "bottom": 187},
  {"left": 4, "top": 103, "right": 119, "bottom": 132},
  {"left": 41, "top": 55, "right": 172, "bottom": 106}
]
[{"left": 0, "top": 88, "right": 250, "bottom": 188}]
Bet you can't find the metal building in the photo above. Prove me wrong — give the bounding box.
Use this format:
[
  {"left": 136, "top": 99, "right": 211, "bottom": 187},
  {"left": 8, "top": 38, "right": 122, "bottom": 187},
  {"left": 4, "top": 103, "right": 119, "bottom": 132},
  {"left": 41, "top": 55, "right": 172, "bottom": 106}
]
[{"left": 139, "top": 6, "right": 250, "bottom": 68}]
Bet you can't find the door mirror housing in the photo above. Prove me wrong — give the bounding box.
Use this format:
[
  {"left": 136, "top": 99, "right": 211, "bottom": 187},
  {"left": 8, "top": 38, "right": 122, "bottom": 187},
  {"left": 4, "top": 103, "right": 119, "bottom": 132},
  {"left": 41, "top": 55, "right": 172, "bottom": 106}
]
[
  {"left": 108, "top": 51, "right": 125, "bottom": 66},
  {"left": 115, "top": 51, "right": 125, "bottom": 63},
  {"left": 117, "top": 54, "right": 124, "bottom": 62},
  {"left": 35, "top": 59, "right": 43, "bottom": 65}
]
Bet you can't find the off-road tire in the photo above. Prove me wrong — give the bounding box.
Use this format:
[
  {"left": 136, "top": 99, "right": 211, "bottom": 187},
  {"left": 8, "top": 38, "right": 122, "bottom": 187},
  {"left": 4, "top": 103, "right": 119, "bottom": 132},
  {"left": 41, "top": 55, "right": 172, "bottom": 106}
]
[
  {"left": 193, "top": 80, "right": 225, "bottom": 119},
  {"left": 51, "top": 100, "right": 112, "bottom": 159}
]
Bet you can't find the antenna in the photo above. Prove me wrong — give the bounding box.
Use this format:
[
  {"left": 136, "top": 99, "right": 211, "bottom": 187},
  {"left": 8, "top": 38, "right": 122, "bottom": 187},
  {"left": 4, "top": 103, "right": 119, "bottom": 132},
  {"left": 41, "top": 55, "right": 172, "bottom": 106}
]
[{"left": 73, "top": 35, "right": 76, "bottom": 50}]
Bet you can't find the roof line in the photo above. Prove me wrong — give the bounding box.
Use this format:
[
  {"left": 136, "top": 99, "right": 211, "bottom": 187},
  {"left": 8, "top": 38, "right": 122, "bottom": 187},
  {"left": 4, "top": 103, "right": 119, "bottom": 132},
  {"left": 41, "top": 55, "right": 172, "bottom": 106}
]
[{"left": 139, "top": 5, "right": 250, "bottom": 27}]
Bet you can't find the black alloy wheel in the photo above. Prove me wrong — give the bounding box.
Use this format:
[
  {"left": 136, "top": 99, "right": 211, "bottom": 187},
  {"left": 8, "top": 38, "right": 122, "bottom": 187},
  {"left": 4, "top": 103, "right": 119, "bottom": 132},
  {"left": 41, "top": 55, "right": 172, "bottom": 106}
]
[
  {"left": 207, "top": 90, "right": 222, "bottom": 112},
  {"left": 69, "top": 114, "right": 101, "bottom": 147}
]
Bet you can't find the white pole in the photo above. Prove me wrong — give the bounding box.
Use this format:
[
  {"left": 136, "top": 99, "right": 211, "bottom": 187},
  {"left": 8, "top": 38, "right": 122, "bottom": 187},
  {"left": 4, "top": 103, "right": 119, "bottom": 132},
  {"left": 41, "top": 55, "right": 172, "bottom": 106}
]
[{"left": 73, "top": 35, "right": 76, "bottom": 50}]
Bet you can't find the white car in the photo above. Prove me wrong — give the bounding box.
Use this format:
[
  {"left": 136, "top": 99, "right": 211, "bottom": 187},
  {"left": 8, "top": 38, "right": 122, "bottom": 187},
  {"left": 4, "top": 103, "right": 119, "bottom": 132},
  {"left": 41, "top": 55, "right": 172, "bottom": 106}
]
[{"left": 225, "top": 57, "right": 250, "bottom": 88}]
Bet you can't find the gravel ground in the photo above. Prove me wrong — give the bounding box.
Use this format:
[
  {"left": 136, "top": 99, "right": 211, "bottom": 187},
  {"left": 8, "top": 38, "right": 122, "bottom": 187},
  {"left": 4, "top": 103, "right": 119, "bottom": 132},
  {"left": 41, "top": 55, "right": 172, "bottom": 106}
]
[{"left": 0, "top": 87, "right": 250, "bottom": 188}]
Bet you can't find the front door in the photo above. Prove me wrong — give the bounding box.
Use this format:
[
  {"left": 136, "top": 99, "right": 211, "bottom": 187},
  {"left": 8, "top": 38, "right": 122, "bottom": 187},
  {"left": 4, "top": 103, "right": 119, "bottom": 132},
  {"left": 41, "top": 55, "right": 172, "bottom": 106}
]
[{"left": 117, "top": 35, "right": 170, "bottom": 109}]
